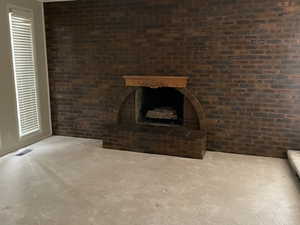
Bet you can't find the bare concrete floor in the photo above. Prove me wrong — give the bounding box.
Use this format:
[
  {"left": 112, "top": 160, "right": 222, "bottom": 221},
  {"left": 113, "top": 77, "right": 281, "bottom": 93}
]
[{"left": 1, "top": 136, "right": 300, "bottom": 225}]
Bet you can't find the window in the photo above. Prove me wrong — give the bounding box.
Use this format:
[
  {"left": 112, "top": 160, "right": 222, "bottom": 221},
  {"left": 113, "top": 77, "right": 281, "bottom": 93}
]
[{"left": 9, "top": 8, "right": 40, "bottom": 137}]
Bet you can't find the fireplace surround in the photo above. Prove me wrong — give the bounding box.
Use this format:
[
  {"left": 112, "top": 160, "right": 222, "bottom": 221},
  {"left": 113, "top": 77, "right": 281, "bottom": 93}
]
[{"left": 103, "top": 76, "right": 207, "bottom": 159}]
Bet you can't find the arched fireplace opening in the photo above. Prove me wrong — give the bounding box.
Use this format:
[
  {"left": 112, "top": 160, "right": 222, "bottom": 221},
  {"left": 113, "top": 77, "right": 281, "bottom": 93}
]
[{"left": 118, "top": 87, "right": 201, "bottom": 130}]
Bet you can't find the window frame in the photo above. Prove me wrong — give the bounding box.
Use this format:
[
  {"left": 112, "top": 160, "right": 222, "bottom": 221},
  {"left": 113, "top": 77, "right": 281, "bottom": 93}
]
[{"left": 7, "top": 4, "right": 42, "bottom": 139}]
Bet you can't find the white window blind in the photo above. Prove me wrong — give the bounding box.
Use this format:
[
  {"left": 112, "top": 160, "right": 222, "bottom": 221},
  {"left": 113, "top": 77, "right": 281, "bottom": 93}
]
[{"left": 9, "top": 9, "right": 40, "bottom": 137}]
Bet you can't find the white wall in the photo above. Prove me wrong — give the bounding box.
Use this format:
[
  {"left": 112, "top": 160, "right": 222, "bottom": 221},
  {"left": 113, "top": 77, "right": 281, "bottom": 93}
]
[{"left": 0, "top": 0, "right": 52, "bottom": 156}]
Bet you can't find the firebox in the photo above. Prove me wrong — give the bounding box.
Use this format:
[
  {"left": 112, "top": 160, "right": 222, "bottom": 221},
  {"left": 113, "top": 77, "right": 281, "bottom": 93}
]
[{"left": 136, "top": 87, "right": 183, "bottom": 126}]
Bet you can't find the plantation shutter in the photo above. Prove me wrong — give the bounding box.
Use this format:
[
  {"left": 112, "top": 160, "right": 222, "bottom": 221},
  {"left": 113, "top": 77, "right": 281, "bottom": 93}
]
[{"left": 9, "top": 9, "right": 40, "bottom": 137}]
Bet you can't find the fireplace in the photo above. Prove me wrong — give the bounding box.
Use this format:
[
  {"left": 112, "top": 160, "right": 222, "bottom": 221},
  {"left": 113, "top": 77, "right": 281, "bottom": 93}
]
[
  {"left": 103, "top": 76, "right": 207, "bottom": 159},
  {"left": 136, "top": 87, "right": 184, "bottom": 126}
]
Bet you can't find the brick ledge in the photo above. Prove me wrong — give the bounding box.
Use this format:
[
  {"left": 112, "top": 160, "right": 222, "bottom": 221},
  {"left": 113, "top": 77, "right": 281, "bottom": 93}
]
[{"left": 288, "top": 150, "right": 300, "bottom": 178}]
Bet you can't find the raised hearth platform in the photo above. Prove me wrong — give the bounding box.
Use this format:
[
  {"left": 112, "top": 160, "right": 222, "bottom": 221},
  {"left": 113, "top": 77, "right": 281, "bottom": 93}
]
[
  {"left": 103, "top": 124, "right": 207, "bottom": 159},
  {"left": 288, "top": 150, "right": 300, "bottom": 178}
]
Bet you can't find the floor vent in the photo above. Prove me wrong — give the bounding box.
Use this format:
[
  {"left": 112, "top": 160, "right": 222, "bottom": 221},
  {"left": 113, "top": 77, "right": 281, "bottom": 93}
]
[{"left": 15, "top": 148, "right": 32, "bottom": 156}]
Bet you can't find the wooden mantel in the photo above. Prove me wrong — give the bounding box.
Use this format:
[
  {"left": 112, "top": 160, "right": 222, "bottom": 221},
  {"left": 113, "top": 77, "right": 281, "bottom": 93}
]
[{"left": 123, "top": 76, "right": 188, "bottom": 88}]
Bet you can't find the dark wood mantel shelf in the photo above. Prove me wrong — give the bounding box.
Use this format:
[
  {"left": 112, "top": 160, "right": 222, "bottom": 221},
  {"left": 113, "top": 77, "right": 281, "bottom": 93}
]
[{"left": 123, "top": 76, "right": 188, "bottom": 88}]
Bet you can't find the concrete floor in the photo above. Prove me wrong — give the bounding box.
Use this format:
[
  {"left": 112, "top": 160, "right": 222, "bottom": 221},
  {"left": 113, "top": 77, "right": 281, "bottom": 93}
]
[{"left": 0, "top": 136, "right": 300, "bottom": 225}]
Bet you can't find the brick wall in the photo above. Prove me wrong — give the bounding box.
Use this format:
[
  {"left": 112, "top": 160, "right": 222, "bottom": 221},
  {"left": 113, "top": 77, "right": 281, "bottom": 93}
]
[{"left": 45, "top": 0, "right": 300, "bottom": 158}]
